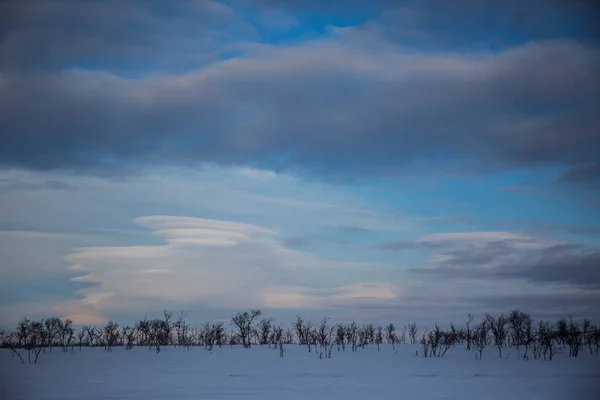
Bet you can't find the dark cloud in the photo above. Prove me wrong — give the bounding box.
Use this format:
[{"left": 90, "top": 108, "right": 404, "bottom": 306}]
[
  {"left": 0, "top": 2, "right": 598, "bottom": 180},
  {"left": 462, "top": 291, "right": 600, "bottom": 320},
  {"left": 352, "top": 0, "right": 600, "bottom": 49},
  {"left": 334, "top": 290, "right": 600, "bottom": 323},
  {"left": 0, "top": 0, "right": 254, "bottom": 73},
  {"left": 557, "top": 162, "right": 600, "bottom": 186},
  {"left": 494, "top": 250, "right": 600, "bottom": 288},
  {"left": 568, "top": 227, "right": 600, "bottom": 234},
  {"left": 411, "top": 236, "right": 600, "bottom": 289}
]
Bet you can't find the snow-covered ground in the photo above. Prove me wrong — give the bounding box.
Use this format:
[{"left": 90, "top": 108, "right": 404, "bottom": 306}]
[{"left": 2, "top": 345, "right": 598, "bottom": 400}]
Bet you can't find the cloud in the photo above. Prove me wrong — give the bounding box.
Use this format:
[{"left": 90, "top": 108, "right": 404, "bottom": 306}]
[
  {"left": 569, "top": 227, "right": 600, "bottom": 235},
  {"left": 375, "top": 231, "right": 538, "bottom": 250},
  {"left": 557, "top": 162, "right": 600, "bottom": 186},
  {"left": 407, "top": 231, "right": 600, "bottom": 289},
  {"left": 0, "top": 37, "right": 598, "bottom": 178},
  {"left": 261, "top": 282, "right": 400, "bottom": 309},
  {"left": 0, "top": 0, "right": 255, "bottom": 73},
  {"left": 340, "top": 0, "right": 600, "bottom": 50},
  {"left": 0, "top": 177, "right": 77, "bottom": 193},
  {"left": 57, "top": 215, "right": 397, "bottom": 323},
  {"left": 336, "top": 225, "right": 372, "bottom": 234},
  {"left": 490, "top": 219, "right": 600, "bottom": 236}
]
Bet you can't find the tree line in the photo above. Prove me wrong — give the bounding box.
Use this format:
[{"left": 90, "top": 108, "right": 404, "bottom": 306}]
[{"left": 1, "top": 309, "right": 599, "bottom": 364}]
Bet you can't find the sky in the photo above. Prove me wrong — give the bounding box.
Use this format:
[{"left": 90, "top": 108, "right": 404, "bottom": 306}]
[{"left": 0, "top": 0, "right": 599, "bottom": 329}]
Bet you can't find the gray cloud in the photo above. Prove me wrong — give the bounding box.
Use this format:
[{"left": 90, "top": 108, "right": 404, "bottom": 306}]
[
  {"left": 558, "top": 162, "right": 600, "bottom": 187},
  {"left": 494, "top": 250, "right": 600, "bottom": 287},
  {"left": 410, "top": 233, "right": 600, "bottom": 289},
  {"left": 490, "top": 218, "right": 600, "bottom": 236},
  {"left": 0, "top": 0, "right": 255, "bottom": 73},
  {"left": 0, "top": 177, "right": 78, "bottom": 193},
  {"left": 2, "top": 39, "right": 597, "bottom": 178},
  {"left": 0, "top": 0, "right": 598, "bottom": 181},
  {"left": 568, "top": 227, "right": 600, "bottom": 234},
  {"left": 463, "top": 291, "right": 600, "bottom": 320},
  {"left": 345, "top": 0, "right": 600, "bottom": 49}
]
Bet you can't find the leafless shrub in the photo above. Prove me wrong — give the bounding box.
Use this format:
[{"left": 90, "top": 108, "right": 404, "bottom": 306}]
[
  {"left": 408, "top": 322, "right": 418, "bottom": 344},
  {"left": 566, "top": 316, "right": 583, "bottom": 358},
  {"left": 347, "top": 322, "right": 359, "bottom": 352},
  {"left": 420, "top": 329, "right": 429, "bottom": 357},
  {"left": 375, "top": 325, "right": 384, "bottom": 351},
  {"left": 385, "top": 323, "right": 397, "bottom": 351},
  {"left": 174, "top": 312, "right": 190, "bottom": 348},
  {"left": 486, "top": 313, "right": 508, "bottom": 358},
  {"left": 508, "top": 310, "right": 532, "bottom": 360},
  {"left": 538, "top": 320, "right": 560, "bottom": 361},
  {"left": 103, "top": 320, "right": 120, "bottom": 352},
  {"left": 439, "top": 323, "right": 458, "bottom": 357},
  {"left": 465, "top": 314, "right": 474, "bottom": 351},
  {"left": 315, "top": 318, "right": 336, "bottom": 359},
  {"left": 473, "top": 321, "right": 487, "bottom": 360},
  {"left": 257, "top": 317, "right": 274, "bottom": 346},
  {"left": 231, "top": 309, "right": 261, "bottom": 348},
  {"left": 293, "top": 315, "right": 312, "bottom": 349},
  {"left": 335, "top": 324, "right": 346, "bottom": 351},
  {"left": 10, "top": 318, "right": 46, "bottom": 364}
]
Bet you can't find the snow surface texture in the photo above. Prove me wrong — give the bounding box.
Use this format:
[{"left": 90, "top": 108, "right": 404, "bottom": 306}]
[{"left": 2, "top": 345, "right": 599, "bottom": 400}]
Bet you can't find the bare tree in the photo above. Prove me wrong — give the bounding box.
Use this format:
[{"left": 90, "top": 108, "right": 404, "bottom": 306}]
[
  {"left": 347, "top": 322, "right": 359, "bottom": 352},
  {"left": 14, "top": 318, "right": 45, "bottom": 364},
  {"left": 76, "top": 329, "right": 85, "bottom": 351},
  {"left": 439, "top": 323, "right": 458, "bottom": 357},
  {"left": 173, "top": 312, "right": 190, "bottom": 347},
  {"left": 473, "top": 320, "right": 487, "bottom": 360},
  {"left": 566, "top": 316, "right": 582, "bottom": 358},
  {"left": 465, "top": 314, "right": 474, "bottom": 351},
  {"left": 375, "top": 325, "right": 384, "bottom": 351},
  {"left": 385, "top": 323, "right": 397, "bottom": 351},
  {"left": 486, "top": 313, "right": 508, "bottom": 358},
  {"left": 257, "top": 317, "right": 274, "bottom": 346},
  {"left": 335, "top": 324, "right": 346, "bottom": 351},
  {"left": 555, "top": 317, "right": 568, "bottom": 347},
  {"left": 315, "top": 318, "right": 336, "bottom": 359},
  {"left": 293, "top": 315, "right": 307, "bottom": 345},
  {"left": 408, "top": 322, "right": 418, "bottom": 344},
  {"left": 420, "top": 329, "right": 429, "bottom": 358},
  {"left": 583, "top": 319, "right": 595, "bottom": 355},
  {"left": 508, "top": 310, "right": 531, "bottom": 360},
  {"left": 231, "top": 310, "right": 261, "bottom": 348},
  {"left": 59, "top": 318, "right": 74, "bottom": 352},
  {"left": 538, "top": 320, "right": 560, "bottom": 361},
  {"left": 103, "top": 320, "right": 120, "bottom": 352}
]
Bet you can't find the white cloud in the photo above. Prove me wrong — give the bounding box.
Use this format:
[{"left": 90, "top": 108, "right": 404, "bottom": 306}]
[
  {"left": 262, "top": 283, "right": 401, "bottom": 309},
  {"left": 58, "top": 215, "right": 398, "bottom": 323}
]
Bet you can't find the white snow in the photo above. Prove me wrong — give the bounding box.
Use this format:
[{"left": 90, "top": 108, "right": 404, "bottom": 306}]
[{"left": 2, "top": 345, "right": 598, "bottom": 400}]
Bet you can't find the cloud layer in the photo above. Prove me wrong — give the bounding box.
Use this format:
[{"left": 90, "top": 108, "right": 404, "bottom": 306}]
[{"left": 1, "top": 1, "right": 598, "bottom": 183}]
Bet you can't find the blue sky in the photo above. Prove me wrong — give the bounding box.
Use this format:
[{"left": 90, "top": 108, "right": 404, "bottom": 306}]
[{"left": 0, "top": 0, "right": 599, "bottom": 328}]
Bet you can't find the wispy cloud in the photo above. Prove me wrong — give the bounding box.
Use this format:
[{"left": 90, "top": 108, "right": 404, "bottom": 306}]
[{"left": 59, "top": 215, "right": 397, "bottom": 323}]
